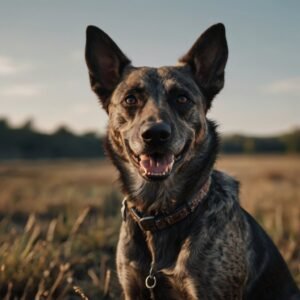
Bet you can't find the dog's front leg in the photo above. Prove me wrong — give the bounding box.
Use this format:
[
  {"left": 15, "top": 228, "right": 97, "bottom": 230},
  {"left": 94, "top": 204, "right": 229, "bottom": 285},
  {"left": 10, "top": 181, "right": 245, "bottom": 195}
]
[
  {"left": 122, "top": 284, "right": 151, "bottom": 300},
  {"left": 116, "top": 226, "right": 152, "bottom": 300},
  {"left": 118, "top": 262, "right": 151, "bottom": 300}
]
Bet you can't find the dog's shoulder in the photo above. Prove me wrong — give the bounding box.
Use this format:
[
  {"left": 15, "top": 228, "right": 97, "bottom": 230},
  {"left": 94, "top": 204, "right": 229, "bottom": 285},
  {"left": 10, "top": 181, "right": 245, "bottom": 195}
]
[
  {"left": 201, "top": 169, "right": 245, "bottom": 238},
  {"left": 197, "top": 169, "right": 243, "bottom": 234},
  {"left": 211, "top": 169, "right": 240, "bottom": 203}
]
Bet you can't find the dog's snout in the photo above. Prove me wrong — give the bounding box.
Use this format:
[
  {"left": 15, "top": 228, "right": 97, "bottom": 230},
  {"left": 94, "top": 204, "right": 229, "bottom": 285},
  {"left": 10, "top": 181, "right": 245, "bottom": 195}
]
[{"left": 141, "top": 122, "right": 171, "bottom": 144}]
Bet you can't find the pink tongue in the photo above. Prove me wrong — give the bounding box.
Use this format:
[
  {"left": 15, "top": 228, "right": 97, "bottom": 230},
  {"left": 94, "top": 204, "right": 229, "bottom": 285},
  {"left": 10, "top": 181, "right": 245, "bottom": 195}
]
[{"left": 139, "top": 154, "right": 174, "bottom": 174}]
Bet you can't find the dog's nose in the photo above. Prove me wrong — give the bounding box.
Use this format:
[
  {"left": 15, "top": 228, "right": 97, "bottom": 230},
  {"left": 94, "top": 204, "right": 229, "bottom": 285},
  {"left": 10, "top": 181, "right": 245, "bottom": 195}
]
[{"left": 141, "top": 122, "right": 171, "bottom": 144}]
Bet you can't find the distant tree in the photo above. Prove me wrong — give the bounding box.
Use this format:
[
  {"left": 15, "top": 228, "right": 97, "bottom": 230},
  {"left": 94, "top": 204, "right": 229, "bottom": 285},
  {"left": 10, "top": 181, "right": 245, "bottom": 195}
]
[
  {"left": 54, "top": 126, "right": 75, "bottom": 137},
  {"left": 20, "top": 119, "right": 35, "bottom": 131},
  {"left": 0, "top": 118, "right": 9, "bottom": 130},
  {"left": 281, "top": 129, "right": 300, "bottom": 153},
  {"left": 221, "top": 135, "right": 244, "bottom": 153},
  {"left": 244, "top": 138, "right": 255, "bottom": 154}
]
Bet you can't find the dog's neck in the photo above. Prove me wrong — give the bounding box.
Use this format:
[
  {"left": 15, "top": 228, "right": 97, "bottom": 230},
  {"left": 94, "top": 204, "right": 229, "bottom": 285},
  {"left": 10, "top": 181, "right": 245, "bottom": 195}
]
[{"left": 107, "top": 121, "right": 219, "bottom": 216}]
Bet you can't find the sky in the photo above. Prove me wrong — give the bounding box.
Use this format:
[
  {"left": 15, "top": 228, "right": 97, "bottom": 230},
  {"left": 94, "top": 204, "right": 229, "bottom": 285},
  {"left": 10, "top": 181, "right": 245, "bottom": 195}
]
[{"left": 0, "top": 0, "right": 299, "bottom": 136}]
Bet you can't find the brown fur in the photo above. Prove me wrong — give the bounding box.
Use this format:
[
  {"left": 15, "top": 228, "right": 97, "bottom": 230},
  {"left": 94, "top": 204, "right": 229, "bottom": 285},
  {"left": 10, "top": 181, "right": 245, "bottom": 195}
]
[{"left": 85, "top": 23, "right": 300, "bottom": 299}]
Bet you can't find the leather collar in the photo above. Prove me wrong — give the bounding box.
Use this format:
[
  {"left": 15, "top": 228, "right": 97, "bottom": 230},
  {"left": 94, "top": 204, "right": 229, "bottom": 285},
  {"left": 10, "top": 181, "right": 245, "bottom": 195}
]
[{"left": 121, "top": 177, "right": 211, "bottom": 232}]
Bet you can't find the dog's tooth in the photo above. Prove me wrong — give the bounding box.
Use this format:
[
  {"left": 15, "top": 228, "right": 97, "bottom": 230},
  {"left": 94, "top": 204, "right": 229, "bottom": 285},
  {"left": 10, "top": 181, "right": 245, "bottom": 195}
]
[{"left": 150, "top": 159, "right": 153, "bottom": 167}]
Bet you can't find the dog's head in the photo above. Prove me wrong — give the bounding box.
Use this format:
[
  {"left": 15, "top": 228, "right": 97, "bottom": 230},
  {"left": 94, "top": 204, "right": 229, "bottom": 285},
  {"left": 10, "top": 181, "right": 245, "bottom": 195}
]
[{"left": 85, "top": 24, "right": 228, "bottom": 182}]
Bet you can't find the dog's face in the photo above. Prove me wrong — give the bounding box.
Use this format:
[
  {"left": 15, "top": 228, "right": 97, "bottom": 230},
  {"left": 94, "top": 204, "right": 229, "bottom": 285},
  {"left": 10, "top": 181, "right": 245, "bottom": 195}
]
[{"left": 85, "top": 24, "right": 228, "bottom": 182}]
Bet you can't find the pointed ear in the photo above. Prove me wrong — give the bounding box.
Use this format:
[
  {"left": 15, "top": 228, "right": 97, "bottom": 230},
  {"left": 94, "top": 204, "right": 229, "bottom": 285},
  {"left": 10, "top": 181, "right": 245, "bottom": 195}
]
[
  {"left": 85, "top": 26, "right": 131, "bottom": 112},
  {"left": 179, "top": 23, "right": 228, "bottom": 110}
]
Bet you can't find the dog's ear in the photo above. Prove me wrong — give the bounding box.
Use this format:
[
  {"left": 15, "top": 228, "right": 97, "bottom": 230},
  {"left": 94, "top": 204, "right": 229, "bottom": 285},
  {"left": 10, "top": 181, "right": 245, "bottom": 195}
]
[
  {"left": 85, "top": 26, "right": 131, "bottom": 112},
  {"left": 179, "top": 23, "right": 228, "bottom": 110}
]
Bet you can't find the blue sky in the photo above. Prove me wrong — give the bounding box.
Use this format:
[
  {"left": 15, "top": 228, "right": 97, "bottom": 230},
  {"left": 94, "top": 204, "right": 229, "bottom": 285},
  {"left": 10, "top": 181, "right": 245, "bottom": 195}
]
[{"left": 0, "top": 1, "right": 299, "bottom": 135}]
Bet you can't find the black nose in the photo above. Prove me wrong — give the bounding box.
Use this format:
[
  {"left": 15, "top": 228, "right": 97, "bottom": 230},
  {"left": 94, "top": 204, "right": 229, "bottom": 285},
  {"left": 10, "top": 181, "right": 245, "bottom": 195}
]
[{"left": 141, "top": 122, "right": 171, "bottom": 144}]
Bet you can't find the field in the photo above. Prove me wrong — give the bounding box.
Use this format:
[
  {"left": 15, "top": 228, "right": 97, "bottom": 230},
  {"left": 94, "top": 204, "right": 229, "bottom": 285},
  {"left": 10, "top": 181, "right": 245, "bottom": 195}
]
[{"left": 0, "top": 156, "right": 299, "bottom": 299}]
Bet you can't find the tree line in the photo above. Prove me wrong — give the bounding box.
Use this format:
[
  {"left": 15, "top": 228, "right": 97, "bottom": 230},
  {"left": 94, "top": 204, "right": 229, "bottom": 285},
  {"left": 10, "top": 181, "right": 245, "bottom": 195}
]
[
  {"left": 0, "top": 119, "right": 104, "bottom": 159},
  {"left": 0, "top": 118, "right": 299, "bottom": 159}
]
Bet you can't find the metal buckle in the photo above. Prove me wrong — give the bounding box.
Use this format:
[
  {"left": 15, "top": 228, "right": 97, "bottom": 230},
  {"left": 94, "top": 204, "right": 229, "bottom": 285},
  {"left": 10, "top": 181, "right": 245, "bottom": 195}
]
[{"left": 139, "top": 216, "right": 156, "bottom": 231}]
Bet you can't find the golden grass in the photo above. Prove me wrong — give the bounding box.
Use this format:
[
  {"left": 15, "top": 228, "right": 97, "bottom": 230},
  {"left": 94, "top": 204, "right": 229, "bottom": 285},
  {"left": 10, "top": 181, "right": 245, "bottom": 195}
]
[{"left": 0, "top": 155, "right": 299, "bottom": 298}]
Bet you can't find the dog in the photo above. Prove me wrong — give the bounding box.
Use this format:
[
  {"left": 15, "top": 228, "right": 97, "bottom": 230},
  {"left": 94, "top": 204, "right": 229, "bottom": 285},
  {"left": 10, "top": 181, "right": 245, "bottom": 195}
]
[{"left": 85, "top": 23, "right": 300, "bottom": 300}]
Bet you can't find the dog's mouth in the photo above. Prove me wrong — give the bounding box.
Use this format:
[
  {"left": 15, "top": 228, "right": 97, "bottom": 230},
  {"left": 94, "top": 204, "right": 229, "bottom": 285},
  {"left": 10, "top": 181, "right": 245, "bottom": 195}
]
[
  {"left": 139, "top": 153, "right": 175, "bottom": 180},
  {"left": 128, "top": 141, "right": 191, "bottom": 181}
]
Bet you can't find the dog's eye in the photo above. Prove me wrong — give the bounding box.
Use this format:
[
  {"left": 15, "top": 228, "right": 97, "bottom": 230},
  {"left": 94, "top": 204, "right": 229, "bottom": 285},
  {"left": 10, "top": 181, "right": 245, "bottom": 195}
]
[
  {"left": 124, "top": 95, "right": 138, "bottom": 106},
  {"left": 176, "top": 95, "right": 190, "bottom": 104}
]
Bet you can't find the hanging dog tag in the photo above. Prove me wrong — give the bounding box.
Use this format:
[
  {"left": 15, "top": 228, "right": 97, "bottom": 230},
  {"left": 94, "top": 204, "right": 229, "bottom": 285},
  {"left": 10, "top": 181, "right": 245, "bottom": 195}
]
[
  {"left": 145, "top": 274, "right": 157, "bottom": 289},
  {"left": 145, "top": 265, "right": 157, "bottom": 289}
]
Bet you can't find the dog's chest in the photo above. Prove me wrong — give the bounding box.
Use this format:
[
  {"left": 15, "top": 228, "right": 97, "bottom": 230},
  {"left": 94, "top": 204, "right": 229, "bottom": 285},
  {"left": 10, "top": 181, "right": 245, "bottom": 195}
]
[
  {"left": 118, "top": 215, "right": 248, "bottom": 300},
  {"left": 128, "top": 256, "right": 198, "bottom": 300},
  {"left": 154, "top": 272, "right": 198, "bottom": 300},
  {"left": 124, "top": 235, "right": 199, "bottom": 300}
]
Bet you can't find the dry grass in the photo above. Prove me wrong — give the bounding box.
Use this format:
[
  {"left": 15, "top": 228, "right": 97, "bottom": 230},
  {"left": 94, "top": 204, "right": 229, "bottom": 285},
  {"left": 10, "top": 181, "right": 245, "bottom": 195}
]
[{"left": 0, "top": 155, "right": 299, "bottom": 299}]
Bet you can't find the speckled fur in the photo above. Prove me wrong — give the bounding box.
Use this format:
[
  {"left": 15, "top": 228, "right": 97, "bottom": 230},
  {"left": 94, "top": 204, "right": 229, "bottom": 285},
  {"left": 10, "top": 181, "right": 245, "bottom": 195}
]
[{"left": 85, "top": 24, "right": 300, "bottom": 300}]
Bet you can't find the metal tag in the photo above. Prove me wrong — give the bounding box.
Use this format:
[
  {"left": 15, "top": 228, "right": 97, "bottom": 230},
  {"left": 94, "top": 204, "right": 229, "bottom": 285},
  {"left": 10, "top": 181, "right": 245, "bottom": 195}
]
[{"left": 145, "top": 274, "right": 157, "bottom": 289}]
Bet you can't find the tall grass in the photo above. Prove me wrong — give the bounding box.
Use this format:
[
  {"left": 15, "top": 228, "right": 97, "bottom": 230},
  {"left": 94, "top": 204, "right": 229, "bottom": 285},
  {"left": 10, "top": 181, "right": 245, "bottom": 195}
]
[{"left": 0, "top": 207, "right": 122, "bottom": 299}]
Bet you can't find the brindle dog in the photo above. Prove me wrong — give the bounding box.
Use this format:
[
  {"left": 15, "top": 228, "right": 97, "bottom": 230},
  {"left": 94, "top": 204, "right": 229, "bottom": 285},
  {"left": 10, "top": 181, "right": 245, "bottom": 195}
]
[{"left": 85, "top": 23, "right": 300, "bottom": 300}]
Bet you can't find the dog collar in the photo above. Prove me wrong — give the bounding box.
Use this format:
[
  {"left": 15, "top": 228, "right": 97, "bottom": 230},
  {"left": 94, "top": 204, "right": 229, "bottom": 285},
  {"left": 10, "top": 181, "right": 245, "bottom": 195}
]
[{"left": 121, "top": 177, "right": 211, "bottom": 232}]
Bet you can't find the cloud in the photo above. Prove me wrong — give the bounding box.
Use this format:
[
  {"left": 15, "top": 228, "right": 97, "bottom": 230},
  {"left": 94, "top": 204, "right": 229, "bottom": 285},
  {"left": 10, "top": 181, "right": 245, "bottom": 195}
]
[
  {"left": 0, "top": 55, "right": 33, "bottom": 76},
  {"left": 1, "top": 84, "right": 42, "bottom": 97},
  {"left": 263, "top": 77, "right": 300, "bottom": 96}
]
